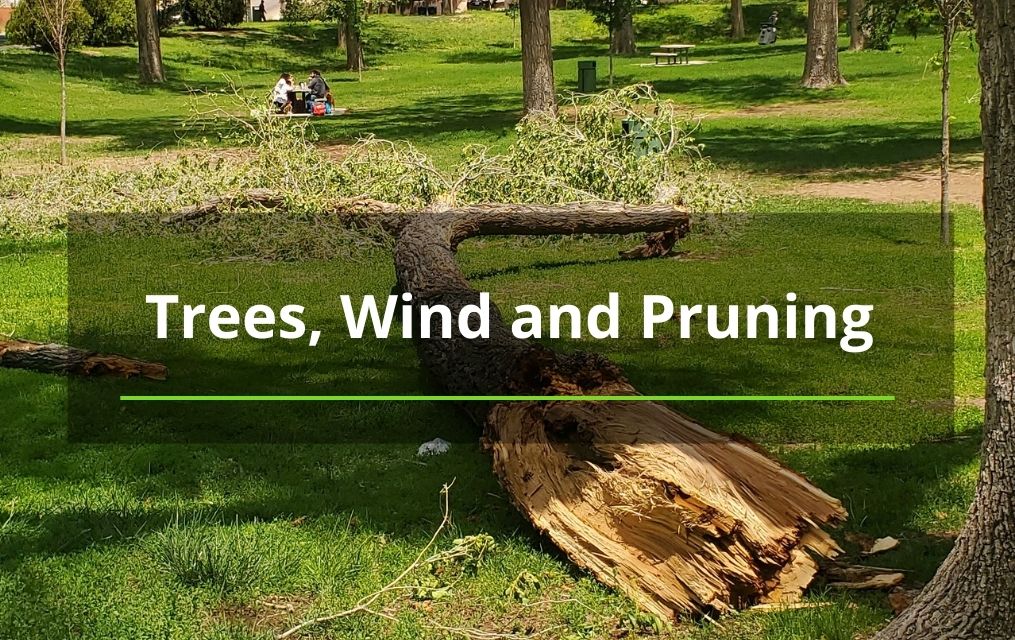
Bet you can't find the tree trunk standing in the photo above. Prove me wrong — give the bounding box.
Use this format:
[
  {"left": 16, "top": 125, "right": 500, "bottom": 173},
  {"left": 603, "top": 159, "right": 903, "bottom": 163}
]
[
  {"left": 337, "top": 20, "right": 346, "bottom": 50},
  {"left": 135, "top": 0, "right": 165, "bottom": 84},
  {"left": 731, "top": 0, "right": 745, "bottom": 39},
  {"left": 345, "top": 20, "right": 364, "bottom": 73},
  {"left": 940, "top": 21, "right": 954, "bottom": 245},
  {"left": 58, "top": 52, "right": 67, "bottom": 166},
  {"left": 611, "top": 13, "right": 636, "bottom": 54},
  {"left": 848, "top": 0, "right": 866, "bottom": 50},
  {"left": 520, "top": 0, "right": 556, "bottom": 115},
  {"left": 874, "top": 3, "right": 1015, "bottom": 638},
  {"left": 802, "top": 0, "right": 846, "bottom": 88}
]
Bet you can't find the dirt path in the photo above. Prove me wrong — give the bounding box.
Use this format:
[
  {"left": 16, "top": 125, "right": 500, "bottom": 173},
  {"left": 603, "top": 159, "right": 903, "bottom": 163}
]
[{"left": 789, "top": 159, "right": 983, "bottom": 208}]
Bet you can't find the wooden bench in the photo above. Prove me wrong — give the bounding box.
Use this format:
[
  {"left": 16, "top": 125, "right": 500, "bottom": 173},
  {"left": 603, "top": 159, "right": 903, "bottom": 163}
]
[{"left": 651, "top": 44, "right": 694, "bottom": 65}]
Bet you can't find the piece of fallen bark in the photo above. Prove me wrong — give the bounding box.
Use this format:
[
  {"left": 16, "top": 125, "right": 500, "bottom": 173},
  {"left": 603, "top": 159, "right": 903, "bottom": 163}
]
[
  {"left": 0, "top": 339, "right": 167, "bottom": 380},
  {"left": 828, "top": 573, "right": 905, "bottom": 590},
  {"left": 888, "top": 587, "right": 921, "bottom": 615},
  {"left": 863, "top": 536, "right": 900, "bottom": 556},
  {"left": 823, "top": 563, "right": 909, "bottom": 583}
]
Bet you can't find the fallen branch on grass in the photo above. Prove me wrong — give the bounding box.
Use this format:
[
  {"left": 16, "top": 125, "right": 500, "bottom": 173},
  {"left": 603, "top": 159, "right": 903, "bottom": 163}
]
[
  {"left": 160, "top": 197, "right": 689, "bottom": 260},
  {"left": 393, "top": 203, "right": 846, "bottom": 619},
  {"left": 0, "top": 338, "right": 167, "bottom": 380}
]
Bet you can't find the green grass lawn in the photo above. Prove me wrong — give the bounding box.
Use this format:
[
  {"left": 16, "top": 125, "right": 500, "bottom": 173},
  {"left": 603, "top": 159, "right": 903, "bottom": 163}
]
[
  {"left": 0, "top": 6, "right": 980, "bottom": 170},
  {"left": 0, "top": 200, "right": 984, "bottom": 639},
  {"left": 0, "top": 4, "right": 990, "bottom": 639}
]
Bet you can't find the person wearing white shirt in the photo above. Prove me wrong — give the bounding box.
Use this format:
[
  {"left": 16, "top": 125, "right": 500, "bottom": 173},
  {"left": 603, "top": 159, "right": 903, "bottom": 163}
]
[{"left": 272, "top": 73, "right": 293, "bottom": 112}]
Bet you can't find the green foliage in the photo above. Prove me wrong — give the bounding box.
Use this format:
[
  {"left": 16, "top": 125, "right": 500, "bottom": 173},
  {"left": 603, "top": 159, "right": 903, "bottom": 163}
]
[
  {"left": 576, "top": 0, "right": 635, "bottom": 37},
  {"left": 504, "top": 570, "right": 542, "bottom": 604},
  {"left": 861, "top": 0, "right": 972, "bottom": 50},
  {"left": 81, "top": 0, "right": 136, "bottom": 45},
  {"left": 5, "top": 0, "right": 93, "bottom": 52},
  {"left": 282, "top": 0, "right": 328, "bottom": 23},
  {"left": 455, "top": 84, "right": 750, "bottom": 224},
  {"left": 181, "top": 0, "right": 246, "bottom": 29}
]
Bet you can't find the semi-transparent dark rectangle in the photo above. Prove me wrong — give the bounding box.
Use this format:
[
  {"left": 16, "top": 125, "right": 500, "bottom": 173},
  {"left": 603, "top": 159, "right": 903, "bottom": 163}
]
[{"left": 68, "top": 210, "right": 954, "bottom": 444}]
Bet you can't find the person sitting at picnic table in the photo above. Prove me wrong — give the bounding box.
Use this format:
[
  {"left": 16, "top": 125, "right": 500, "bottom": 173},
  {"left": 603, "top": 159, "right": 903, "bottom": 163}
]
[
  {"left": 272, "top": 73, "right": 293, "bottom": 112},
  {"left": 306, "top": 70, "right": 333, "bottom": 106}
]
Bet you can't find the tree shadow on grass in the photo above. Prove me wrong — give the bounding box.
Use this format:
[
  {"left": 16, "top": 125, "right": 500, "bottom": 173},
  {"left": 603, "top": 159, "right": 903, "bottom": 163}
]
[{"left": 698, "top": 120, "right": 982, "bottom": 173}]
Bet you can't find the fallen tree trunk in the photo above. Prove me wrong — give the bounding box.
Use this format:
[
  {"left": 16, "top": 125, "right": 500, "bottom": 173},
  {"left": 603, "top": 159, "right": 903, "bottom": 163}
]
[
  {"left": 0, "top": 339, "right": 167, "bottom": 380},
  {"left": 393, "top": 203, "right": 846, "bottom": 618}
]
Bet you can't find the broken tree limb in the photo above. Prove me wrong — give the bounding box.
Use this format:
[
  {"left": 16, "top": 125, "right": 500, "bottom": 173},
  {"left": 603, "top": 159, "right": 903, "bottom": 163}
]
[
  {"left": 160, "top": 196, "right": 687, "bottom": 259},
  {"left": 0, "top": 339, "right": 167, "bottom": 380},
  {"left": 393, "top": 203, "right": 846, "bottom": 619}
]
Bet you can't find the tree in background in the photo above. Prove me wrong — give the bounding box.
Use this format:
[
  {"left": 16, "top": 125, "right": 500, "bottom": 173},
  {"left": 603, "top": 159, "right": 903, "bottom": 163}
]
[
  {"left": 931, "top": 0, "right": 972, "bottom": 244},
  {"left": 848, "top": 0, "right": 867, "bottom": 49},
  {"left": 520, "top": 0, "right": 555, "bottom": 114},
  {"left": 81, "top": 0, "right": 135, "bottom": 45},
  {"left": 731, "top": 0, "right": 745, "bottom": 39},
  {"left": 873, "top": 0, "right": 1015, "bottom": 635},
  {"left": 802, "top": 0, "right": 846, "bottom": 87},
  {"left": 504, "top": 0, "right": 519, "bottom": 49},
  {"left": 180, "top": 0, "right": 244, "bottom": 28},
  {"left": 613, "top": 12, "right": 635, "bottom": 55},
  {"left": 324, "top": 0, "right": 364, "bottom": 73},
  {"left": 7, "top": 0, "right": 90, "bottom": 163},
  {"left": 860, "top": 0, "right": 972, "bottom": 243},
  {"left": 578, "top": 0, "right": 637, "bottom": 86},
  {"left": 136, "top": 0, "right": 165, "bottom": 83}
]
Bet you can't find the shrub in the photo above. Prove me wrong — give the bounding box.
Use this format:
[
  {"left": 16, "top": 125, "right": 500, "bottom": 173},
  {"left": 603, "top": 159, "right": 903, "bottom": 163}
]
[
  {"left": 180, "top": 0, "right": 246, "bottom": 29},
  {"left": 82, "top": 0, "right": 136, "bottom": 45},
  {"left": 5, "top": 0, "right": 93, "bottom": 52},
  {"left": 282, "top": 0, "right": 327, "bottom": 23}
]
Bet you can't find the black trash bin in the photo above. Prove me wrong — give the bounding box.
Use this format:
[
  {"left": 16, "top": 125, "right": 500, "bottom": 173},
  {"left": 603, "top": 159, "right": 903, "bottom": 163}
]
[{"left": 577, "top": 60, "right": 596, "bottom": 93}]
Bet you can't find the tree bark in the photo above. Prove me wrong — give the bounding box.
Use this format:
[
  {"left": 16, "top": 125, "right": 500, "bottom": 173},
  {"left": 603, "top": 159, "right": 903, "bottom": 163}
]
[
  {"left": 136, "top": 0, "right": 165, "bottom": 84},
  {"left": 874, "top": 1, "right": 1015, "bottom": 637},
  {"left": 337, "top": 20, "right": 346, "bottom": 50},
  {"left": 611, "top": 12, "right": 636, "bottom": 54},
  {"left": 802, "top": 0, "right": 846, "bottom": 88},
  {"left": 848, "top": 0, "right": 867, "bottom": 50},
  {"left": 0, "top": 339, "right": 167, "bottom": 379},
  {"left": 58, "top": 53, "right": 67, "bottom": 166},
  {"left": 393, "top": 203, "right": 846, "bottom": 618},
  {"left": 520, "top": 0, "right": 556, "bottom": 115},
  {"left": 940, "top": 20, "right": 953, "bottom": 245},
  {"left": 345, "top": 19, "right": 364, "bottom": 72},
  {"left": 731, "top": 0, "right": 745, "bottom": 39}
]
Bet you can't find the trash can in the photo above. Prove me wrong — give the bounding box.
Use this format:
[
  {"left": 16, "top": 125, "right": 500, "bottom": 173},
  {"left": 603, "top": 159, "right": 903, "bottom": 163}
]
[
  {"left": 622, "top": 118, "right": 663, "bottom": 157},
  {"left": 251, "top": 6, "right": 264, "bottom": 21},
  {"left": 577, "top": 60, "right": 596, "bottom": 93}
]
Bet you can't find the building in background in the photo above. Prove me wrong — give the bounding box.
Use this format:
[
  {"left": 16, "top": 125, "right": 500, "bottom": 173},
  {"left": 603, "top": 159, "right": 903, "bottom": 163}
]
[
  {"left": 0, "top": 0, "right": 19, "bottom": 35},
  {"left": 250, "top": 0, "right": 284, "bottom": 21}
]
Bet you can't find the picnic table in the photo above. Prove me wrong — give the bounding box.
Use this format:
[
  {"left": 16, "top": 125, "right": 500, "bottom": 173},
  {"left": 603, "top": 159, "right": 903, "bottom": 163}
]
[
  {"left": 287, "top": 87, "right": 312, "bottom": 114},
  {"left": 651, "top": 44, "right": 695, "bottom": 65}
]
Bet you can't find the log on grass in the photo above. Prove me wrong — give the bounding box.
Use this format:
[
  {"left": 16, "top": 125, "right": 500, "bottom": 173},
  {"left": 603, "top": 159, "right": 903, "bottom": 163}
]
[
  {"left": 393, "top": 203, "right": 846, "bottom": 618},
  {"left": 0, "top": 339, "right": 167, "bottom": 380}
]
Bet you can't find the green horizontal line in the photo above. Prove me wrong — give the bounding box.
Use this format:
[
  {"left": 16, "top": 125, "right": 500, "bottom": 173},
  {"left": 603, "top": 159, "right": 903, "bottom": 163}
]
[{"left": 120, "top": 395, "right": 895, "bottom": 402}]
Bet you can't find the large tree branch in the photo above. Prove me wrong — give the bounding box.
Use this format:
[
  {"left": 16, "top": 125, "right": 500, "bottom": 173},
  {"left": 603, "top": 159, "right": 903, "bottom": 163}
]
[{"left": 0, "top": 339, "right": 167, "bottom": 380}]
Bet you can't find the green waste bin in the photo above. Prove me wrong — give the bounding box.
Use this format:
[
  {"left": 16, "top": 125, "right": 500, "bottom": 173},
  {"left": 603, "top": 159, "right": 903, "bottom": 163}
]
[
  {"left": 577, "top": 60, "right": 596, "bottom": 93},
  {"left": 622, "top": 118, "right": 663, "bottom": 157}
]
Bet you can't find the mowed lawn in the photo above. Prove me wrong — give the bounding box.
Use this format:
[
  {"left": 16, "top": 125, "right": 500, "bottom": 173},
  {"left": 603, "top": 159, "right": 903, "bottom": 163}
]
[
  {"left": 0, "top": 4, "right": 989, "bottom": 640},
  {"left": 0, "top": 6, "right": 980, "bottom": 169}
]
